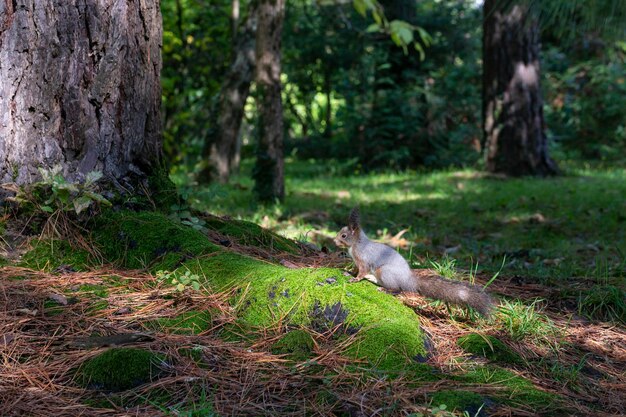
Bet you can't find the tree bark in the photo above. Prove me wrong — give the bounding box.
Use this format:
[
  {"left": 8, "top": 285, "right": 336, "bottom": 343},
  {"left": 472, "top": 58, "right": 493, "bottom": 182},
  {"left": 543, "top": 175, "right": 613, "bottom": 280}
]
[
  {"left": 197, "top": 2, "right": 257, "bottom": 184},
  {"left": 253, "top": 0, "right": 285, "bottom": 202},
  {"left": 0, "top": 0, "right": 162, "bottom": 186},
  {"left": 483, "top": 0, "right": 558, "bottom": 176}
]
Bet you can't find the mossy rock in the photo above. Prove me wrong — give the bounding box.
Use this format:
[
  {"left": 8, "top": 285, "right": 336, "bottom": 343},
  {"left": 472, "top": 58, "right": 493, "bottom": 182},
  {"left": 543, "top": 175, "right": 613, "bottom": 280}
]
[
  {"left": 19, "top": 239, "right": 91, "bottom": 271},
  {"left": 430, "top": 390, "right": 486, "bottom": 415},
  {"left": 457, "top": 333, "right": 523, "bottom": 365},
  {"left": 271, "top": 329, "right": 315, "bottom": 361},
  {"left": 77, "top": 348, "right": 165, "bottom": 391},
  {"left": 204, "top": 215, "right": 300, "bottom": 254},
  {"left": 94, "top": 210, "right": 220, "bottom": 270},
  {"left": 94, "top": 211, "right": 427, "bottom": 372}
]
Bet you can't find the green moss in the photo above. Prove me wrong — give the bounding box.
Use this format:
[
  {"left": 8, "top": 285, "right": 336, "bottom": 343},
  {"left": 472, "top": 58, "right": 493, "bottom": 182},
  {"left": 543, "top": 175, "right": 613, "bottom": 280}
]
[
  {"left": 148, "top": 169, "right": 180, "bottom": 211},
  {"left": 459, "top": 366, "right": 557, "bottom": 407},
  {"left": 400, "top": 362, "right": 442, "bottom": 382},
  {"left": 156, "top": 310, "right": 213, "bottom": 335},
  {"left": 80, "top": 284, "right": 109, "bottom": 298},
  {"left": 204, "top": 215, "right": 299, "bottom": 254},
  {"left": 93, "top": 211, "right": 220, "bottom": 269},
  {"left": 19, "top": 239, "right": 92, "bottom": 271},
  {"left": 77, "top": 348, "right": 165, "bottom": 391},
  {"left": 271, "top": 329, "right": 315, "bottom": 361},
  {"left": 430, "top": 390, "right": 486, "bottom": 413},
  {"left": 458, "top": 333, "right": 523, "bottom": 365}
]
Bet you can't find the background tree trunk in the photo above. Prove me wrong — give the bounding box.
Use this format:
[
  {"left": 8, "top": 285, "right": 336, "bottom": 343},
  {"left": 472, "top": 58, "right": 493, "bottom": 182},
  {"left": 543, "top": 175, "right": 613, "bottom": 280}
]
[
  {"left": 253, "top": 0, "right": 285, "bottom": 202},
  {"left": 197, "top": 3, "right": 257, "bottom": 184},
  {"left": 0, "top": 0, "right": 162, "bottom": 186},
  {"left": 482, "top": 0, "right": 558, "bottom": 176}
]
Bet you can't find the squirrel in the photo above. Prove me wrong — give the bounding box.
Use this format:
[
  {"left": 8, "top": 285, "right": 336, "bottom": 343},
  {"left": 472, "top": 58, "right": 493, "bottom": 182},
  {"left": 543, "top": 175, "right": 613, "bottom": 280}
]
[{"left": 334, "top": 208, "right": 494, "bottom": 317}]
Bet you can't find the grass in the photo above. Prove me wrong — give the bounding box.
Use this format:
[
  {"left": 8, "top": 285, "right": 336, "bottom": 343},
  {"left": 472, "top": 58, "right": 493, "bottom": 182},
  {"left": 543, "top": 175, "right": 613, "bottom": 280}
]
[{"left": 175, "top": 158, "right": 626, "bottom": 285}]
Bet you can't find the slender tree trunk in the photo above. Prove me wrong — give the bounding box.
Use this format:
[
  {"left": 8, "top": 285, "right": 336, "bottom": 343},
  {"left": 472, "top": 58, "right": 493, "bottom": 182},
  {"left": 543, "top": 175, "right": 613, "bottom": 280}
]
[
  {"left": 253, "top": 0, "right": 285, "bottom": 202},
  {"left": 323, "top": 70, "right": 332, "bottom": 139},
  {"left": 0, "top": 0, "right": 162, "bottom": 187},
  {"left": 483, "top": 0, "right": 558, "bottom": 176},
  {"left": 197, "top": 3, "right": 257, "bottom": 184}
]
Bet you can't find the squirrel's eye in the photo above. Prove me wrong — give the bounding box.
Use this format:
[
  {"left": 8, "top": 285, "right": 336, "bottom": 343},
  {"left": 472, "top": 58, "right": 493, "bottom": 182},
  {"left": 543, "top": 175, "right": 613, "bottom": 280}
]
[{"left": 341, "top": 234, "right": 347, "bottom": 238}]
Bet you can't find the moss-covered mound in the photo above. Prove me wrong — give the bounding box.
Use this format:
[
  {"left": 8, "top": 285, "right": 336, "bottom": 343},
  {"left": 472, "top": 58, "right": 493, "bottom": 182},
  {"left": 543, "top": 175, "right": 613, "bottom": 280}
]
[
  {"left": 204, "top": 215, "right": 300, "bottom": 254},
  {"left": 77, "top": 348, "right": 165, "bottom": 391},
  {"left": 91, "top": 211, "right": 427, "bottom": 370},
  {"left": 95, "top": 211, "right": 221, "bottom": 270},
  {"left": 457, "top": 333, "right": 523, "bottom": 365}
]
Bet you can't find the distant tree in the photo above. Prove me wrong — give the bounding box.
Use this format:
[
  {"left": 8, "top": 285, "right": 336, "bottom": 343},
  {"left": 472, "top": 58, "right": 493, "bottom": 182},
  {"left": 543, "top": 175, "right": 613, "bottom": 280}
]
[
  {"left": 482, "top": 0, "right": 558, "bottom": 176},
  {"left": 253, "top": 0, "right": 286, "bottom": 201},
  {"left": 0, "top": 0, "right": 162, "bottom": 187},
  {"left": 198, "top": 2, "right": 258, "bottom": 184}
]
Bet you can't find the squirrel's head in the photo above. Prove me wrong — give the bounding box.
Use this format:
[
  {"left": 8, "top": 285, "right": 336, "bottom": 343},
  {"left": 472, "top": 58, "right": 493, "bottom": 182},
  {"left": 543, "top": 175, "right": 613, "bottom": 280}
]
[{"left": 334, "top": 207, "right": 361, "bottom": 248}]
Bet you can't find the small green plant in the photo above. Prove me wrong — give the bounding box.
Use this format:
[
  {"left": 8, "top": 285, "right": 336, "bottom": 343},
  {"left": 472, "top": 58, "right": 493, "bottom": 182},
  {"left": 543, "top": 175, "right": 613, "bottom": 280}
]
[
  {"left": 497, "top": 299, "right": 561, "bottom": 345},
  {"left": 578, "top": 285, "right": 626, "bottom": 324},
  {"left": 157, "top": 269, "right": 202, "bottom": 292},
  {"left": 169, "top": 204, "right": 208, "bottom": 234},
  {"left": 429, "top": 256, "right": 457, "bottom": 279},
  {"left": 5, "top": 165, "right": 110, "bottom": 216}
]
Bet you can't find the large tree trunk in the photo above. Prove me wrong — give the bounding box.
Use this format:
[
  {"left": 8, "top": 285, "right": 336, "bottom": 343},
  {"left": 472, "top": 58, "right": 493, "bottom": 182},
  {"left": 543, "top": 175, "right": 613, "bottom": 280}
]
[
  {"left": 0, "top": 0, "right": 162, "bottom": 187},
  {"left": 198, "top": 3, "right": 257, "bottom": 184},
  {"left": 483, "top": 0, "right": 558, "bottom": 176},
  {"left": 253, "top": 0, "right": 285, "bottom": 202}
]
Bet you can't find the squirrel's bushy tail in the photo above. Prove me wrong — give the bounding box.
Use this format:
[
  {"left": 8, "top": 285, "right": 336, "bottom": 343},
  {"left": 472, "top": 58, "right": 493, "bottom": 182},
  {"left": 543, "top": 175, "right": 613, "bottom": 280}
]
[{"left": 413, "top": 274, "right": 494, "bottom": 317}]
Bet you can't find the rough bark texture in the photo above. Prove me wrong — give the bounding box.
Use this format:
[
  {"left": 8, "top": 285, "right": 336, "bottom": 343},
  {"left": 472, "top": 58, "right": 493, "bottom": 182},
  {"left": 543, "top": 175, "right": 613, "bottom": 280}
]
[
  {"left": 483, "top": 0, "right": 558, "bottom": 176},
  {"left": 252, "top": 0, "right": 285, "bottom": 202},
  {"left": 0, "top": 0, "right": 162, "bottom": 186},
  {"left": 198, "top": 3, "right": 257, "bottom": 184}
]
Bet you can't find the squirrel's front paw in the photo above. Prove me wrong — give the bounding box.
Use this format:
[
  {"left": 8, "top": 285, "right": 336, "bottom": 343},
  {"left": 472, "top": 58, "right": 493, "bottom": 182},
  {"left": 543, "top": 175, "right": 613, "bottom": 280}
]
[{"left": 349, "top": 276, "right": 363, "bottom": 283}]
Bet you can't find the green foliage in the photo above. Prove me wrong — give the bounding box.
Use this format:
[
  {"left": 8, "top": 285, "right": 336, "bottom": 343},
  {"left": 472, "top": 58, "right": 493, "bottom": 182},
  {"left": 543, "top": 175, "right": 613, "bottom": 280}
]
[
  {"left": 545, "top": 46, "right": 626, "bottom": 162},
  {"left": 283, "top": 0, "right": 483, "bottom": 170},
  {"left": 6, "top": 166, "right": 110, "bottom": 216},
  {"left": 77, "top": 348, "right": 165, "bottom": 391},
  {"left": 157, "top": 269, "right": 202, "bottom": 292},
  {"left": 161, "top": 0, "right": 231, "bottom": 172}
]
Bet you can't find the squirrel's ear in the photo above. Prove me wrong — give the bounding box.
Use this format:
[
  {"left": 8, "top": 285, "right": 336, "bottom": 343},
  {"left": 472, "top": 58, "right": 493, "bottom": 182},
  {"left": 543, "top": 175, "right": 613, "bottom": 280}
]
[{"left": 348, "top": 207, "right": 360, "bottom": 231}]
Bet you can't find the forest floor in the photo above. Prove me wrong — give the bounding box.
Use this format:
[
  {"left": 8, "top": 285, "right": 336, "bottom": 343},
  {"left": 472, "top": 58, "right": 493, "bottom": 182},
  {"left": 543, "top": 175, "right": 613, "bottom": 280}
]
[{"left": 1, "top": 159, "right": 624, "bottom": 416}]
